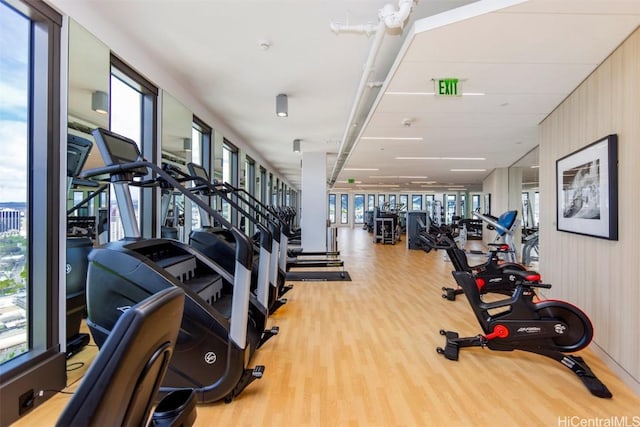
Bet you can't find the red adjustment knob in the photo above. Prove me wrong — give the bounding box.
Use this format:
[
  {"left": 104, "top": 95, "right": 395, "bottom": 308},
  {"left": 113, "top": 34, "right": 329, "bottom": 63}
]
[
  {"left": 475, "top": 277, "right": 485, "bottom": 290},
  {"left": 485, "top": 324, "right": 509, "bottom": 340}
]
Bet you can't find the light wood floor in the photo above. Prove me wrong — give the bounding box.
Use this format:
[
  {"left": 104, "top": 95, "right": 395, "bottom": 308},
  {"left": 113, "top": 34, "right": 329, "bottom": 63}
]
[{"left": 14, "top": 228, "right": 640, "bottom": 426}]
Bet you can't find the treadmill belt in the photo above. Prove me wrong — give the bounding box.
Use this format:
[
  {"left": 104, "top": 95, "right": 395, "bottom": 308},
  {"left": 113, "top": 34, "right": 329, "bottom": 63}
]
[{"left": 285, "top": 271, "right": 352, "bottom": 282}]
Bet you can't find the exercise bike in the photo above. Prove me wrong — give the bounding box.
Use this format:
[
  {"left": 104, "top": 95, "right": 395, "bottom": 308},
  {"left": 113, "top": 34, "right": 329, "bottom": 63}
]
[
  {"left": 436, "top": 269, "right": 612, "bottom": 398},
  {"left": 418, "top": 230, "right": 528, "bottom": 301}
]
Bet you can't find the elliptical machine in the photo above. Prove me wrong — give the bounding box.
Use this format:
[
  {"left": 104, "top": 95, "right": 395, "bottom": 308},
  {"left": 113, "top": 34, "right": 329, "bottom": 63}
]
[
  {"left": 83, "top": 128, "right": 271, "bottom": 403},
  {"left": 436, "top": 270, "right": 612, "bottom": 398}
]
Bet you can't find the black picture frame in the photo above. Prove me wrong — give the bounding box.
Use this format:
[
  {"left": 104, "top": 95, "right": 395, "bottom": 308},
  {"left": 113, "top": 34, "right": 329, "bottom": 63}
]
[{"left": 556, "top": 134, "right": 618, "bottom": 240}]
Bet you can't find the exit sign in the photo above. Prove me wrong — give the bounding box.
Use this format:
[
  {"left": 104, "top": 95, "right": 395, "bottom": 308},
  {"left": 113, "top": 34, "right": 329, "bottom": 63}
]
[{"left": 434, "top": 78, "right": 461, "bottom": 97}]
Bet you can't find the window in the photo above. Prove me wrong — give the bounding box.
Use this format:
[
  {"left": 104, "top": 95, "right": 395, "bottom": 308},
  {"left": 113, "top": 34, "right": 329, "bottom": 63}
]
[
  {"left": 268, "top": 173, "right": 273, "bottom": 207},
  {"left": 246, "top": 157, "right": 256, "bottom": 196},
  {"left": 0, "top": 1, "right": 66, "bottom": 423},
  {"left": 472, "top": 194, "right": 481, "bottom": 213},
  {"left": 399, "top": 194, "right": 408, "bottom": 211},
  {"left": 522, "top": 192, "right": 530, "bottom": 229},
  {"left": 389, "top": 194, "right": 396, "bottom": 210},
  {"left": 221, "top": 140, "right": 238, "bottom": 223},
  {"left": 109, "top": 56, "right": 157, "bottom": 239},
  {"left": 460, "top": 194, "right": 466, "bottom": 218},
  {"left": 245, "top": 157, "right": 256, "bottom": 236},
  {"left": 354, "top": 194, "right": 365, "bottom": 224},
  {"left": 328, "top": 194, "right": 336, "bottom": 223},
  {"left": 534, "top": 192, "right": 540, "bottom": 227},
  {"left": 446, "top": 194, "right": 457, "bottom": 224},
  {"left": 411, "top": 194, "right": 423, "bottom": 211},
  {"left": 0, "top": 0, "right": 30, "bottom": 366},
  {"left": 259, "top": 167, "right": 267, "bottom": 204},
  {"left": 273, "top": 178, "right": 280, "bottom": 207},
  {"left": 377, "top": 194, "right": 385, "bottom": 210},
  {"left": 190, "top": 118, "right": 211, "bottom": 231},
  {"left": 340, "top": 194, "right": 349, "bottom": 224},
  {"left": 367, "top": 194, "right": 375, "bottom": 211}
]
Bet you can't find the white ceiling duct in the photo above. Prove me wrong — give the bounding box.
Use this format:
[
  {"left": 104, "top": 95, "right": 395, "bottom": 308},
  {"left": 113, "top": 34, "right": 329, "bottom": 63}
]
[
  {"left": 329, "top": 0, "right": 416, "bottom": 186},
  {"left": 380, "top": 0, "right": 415, "bottom": 29}
]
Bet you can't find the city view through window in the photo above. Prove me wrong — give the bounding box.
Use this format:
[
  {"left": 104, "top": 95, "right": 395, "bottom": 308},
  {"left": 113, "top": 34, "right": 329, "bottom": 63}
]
[{"left": 0, "top": 2, "right": 29, "bottom": 364}]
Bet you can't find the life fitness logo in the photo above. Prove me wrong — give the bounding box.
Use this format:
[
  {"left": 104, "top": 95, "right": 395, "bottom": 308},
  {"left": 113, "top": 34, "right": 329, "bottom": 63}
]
[{"left": 204, "top": 352, "right": 217, "bottom": 365}]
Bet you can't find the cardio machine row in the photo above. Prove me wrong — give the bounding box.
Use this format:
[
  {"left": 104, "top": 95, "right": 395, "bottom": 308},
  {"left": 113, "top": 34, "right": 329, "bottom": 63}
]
[{"left": 78, "top": 128, "right": 303, "bottom": 406}]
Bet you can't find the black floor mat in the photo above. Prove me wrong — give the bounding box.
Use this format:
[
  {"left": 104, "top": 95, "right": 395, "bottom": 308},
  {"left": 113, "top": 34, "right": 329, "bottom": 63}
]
[{"left": 285, "top": 271, "right": 352, "bottom": 282}]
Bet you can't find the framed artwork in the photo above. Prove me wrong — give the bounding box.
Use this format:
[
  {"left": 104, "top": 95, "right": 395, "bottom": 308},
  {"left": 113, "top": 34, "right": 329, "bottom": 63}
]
[{"left": 556, "top": 134, "right": 618, "bottom": 240}]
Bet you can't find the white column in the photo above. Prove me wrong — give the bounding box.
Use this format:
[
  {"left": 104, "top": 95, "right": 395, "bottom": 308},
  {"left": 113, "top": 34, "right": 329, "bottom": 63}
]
[{"left": 301, "top": 151, "right": 327, "bottom": 252}]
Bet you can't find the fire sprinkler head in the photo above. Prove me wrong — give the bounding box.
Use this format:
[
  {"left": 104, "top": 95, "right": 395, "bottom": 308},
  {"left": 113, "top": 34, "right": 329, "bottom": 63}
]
[{"left": 258, "top": 40, "right": 271, "bottom": 50}]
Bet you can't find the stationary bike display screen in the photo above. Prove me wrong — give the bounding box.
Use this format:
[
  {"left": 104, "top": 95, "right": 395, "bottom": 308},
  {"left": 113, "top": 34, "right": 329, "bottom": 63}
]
[
  {"left": 67, "top": 134, "right": 93, "bottom": 178},
  {"left": 92, "top": 128, "right": 147, "bottom": 176}
]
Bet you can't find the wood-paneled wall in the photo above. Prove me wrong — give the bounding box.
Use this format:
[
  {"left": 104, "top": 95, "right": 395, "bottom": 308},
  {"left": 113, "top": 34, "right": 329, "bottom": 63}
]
[
  {"left": 13, "top": 228, "right": 640, "bottom": 426},
  {"left": 539, "top": 26, "right": 640, "bottom": 394}
]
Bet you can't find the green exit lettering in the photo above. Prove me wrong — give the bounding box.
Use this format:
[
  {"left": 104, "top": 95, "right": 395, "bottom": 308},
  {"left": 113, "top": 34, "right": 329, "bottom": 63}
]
[{"left": 436, "top": 78, "right": 460, "bottom": 96}]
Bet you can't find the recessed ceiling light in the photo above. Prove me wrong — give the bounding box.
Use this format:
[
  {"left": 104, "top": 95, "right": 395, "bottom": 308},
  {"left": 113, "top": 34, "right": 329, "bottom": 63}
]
[
  {"left": 360, "top": 137, "right": 423, "bottom": 141},
  {"left": 398, "top": 176, "right": 428, "bottom": 179},
  {"left": 450, "top": 169, "right": 487, "bottom": 172},
  {"left": 395, "top": 157, "right": 486, "bottom": 161},
  {"left": 356, "top": 184, "right": 400, "bottom": 188},
  {"left": 343, "top": 167, "right": 379, "bottom": 171}
]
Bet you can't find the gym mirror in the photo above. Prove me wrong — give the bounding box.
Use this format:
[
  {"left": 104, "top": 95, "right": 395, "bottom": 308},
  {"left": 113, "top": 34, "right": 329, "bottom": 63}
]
[
  {"left": 161, "top": 91, "right": 193, "bottom": 242},
  {"left": 509, "top": 146, "right": 539, "bottom": 267}
]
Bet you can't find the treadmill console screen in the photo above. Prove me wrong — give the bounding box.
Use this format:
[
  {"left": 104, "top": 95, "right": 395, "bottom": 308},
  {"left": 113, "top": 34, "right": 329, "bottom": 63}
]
[{"left": 92, "top": 128, "right": 147, "bottom": 176}]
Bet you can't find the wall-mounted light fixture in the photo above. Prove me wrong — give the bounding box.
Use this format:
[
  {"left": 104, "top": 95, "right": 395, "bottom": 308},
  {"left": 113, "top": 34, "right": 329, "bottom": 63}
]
[
  {"left": 91, "top": 90, "right": 108, "bottom": 114},
  {"left": 183, "top": 138, "right": 192, "bottom": 152},
  {"left": 293, "top": 139, "right": 301, "bottom": 152},
  {"left": 276, "top": 93, "right": 288, "bottom": 117}
]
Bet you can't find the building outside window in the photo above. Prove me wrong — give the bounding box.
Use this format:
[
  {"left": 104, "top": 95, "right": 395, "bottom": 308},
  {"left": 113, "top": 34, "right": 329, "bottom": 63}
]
[
  {"left": 412, "top": 194, "right": 423, "bottom": 211},
  {"left": 354, "top": 194, "right": 364, "bottom": 224},
  {"left": 340, "top": 194, "right": 348, "bottom": 224},
  {"left": 328, "top": 194, "right": 336, "bottom": 223}
]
